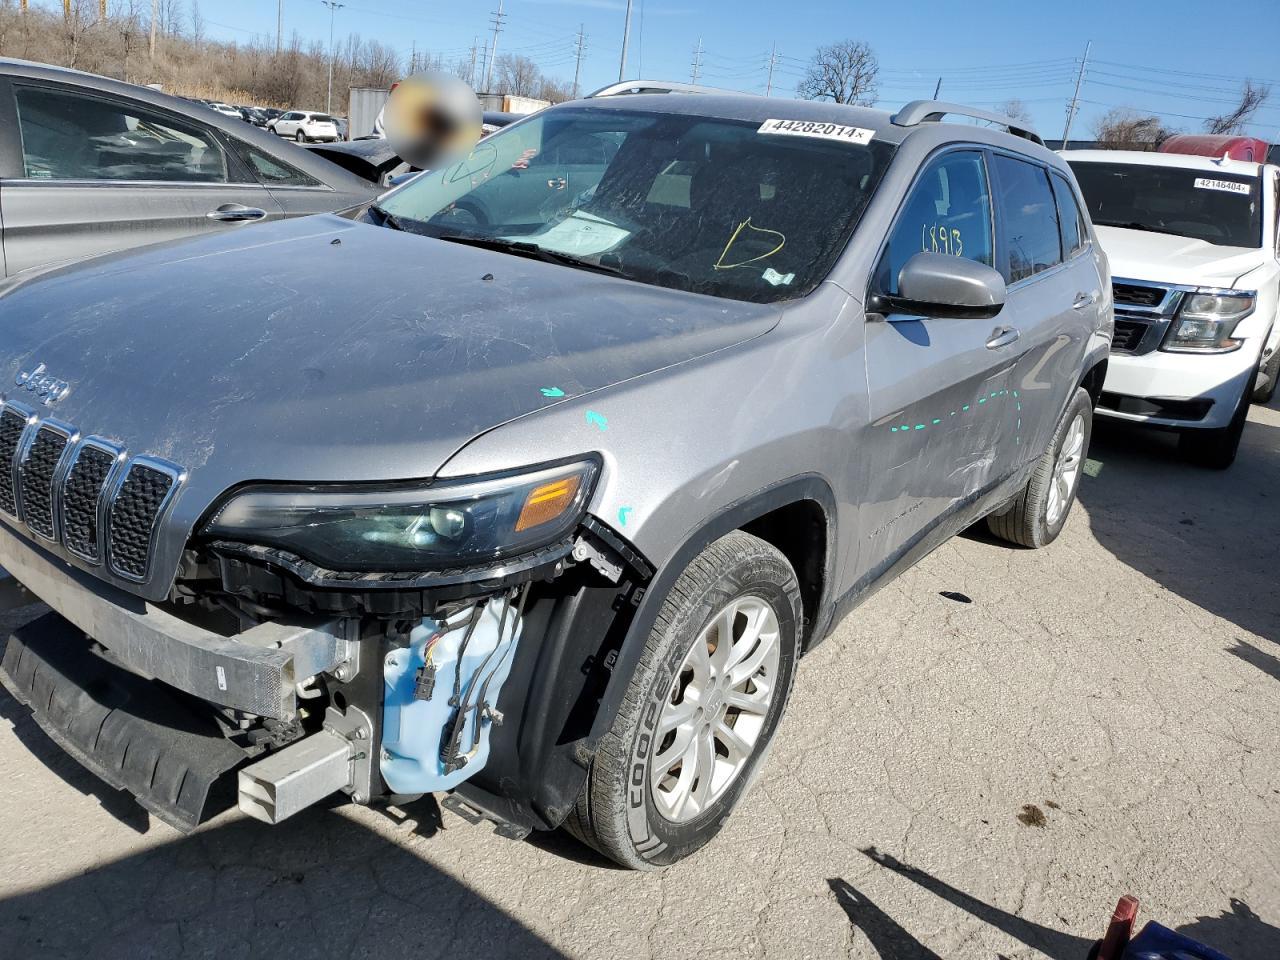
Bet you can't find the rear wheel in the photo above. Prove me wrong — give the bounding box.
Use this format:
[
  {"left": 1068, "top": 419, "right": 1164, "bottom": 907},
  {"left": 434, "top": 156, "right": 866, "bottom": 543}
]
[
  {"left": 986, "top": 387, "right": 1093, "bottom": 548},
  {"left": 566, "top": 531, "right": 801, "bottom": 869}
]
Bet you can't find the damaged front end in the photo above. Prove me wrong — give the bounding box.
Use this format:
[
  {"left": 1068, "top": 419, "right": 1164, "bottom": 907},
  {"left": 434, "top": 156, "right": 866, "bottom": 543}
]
[{"left": 0, "top": 453, "right": 652, "bottom": 835}]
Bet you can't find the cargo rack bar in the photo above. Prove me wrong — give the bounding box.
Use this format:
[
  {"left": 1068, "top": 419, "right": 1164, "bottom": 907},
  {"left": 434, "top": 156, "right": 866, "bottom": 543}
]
[
  {"left": 891, "top": 100, "right": 1045, "bottom": 147},
  {"left": 586, "top": 79, "right": 752, "bottom": 99}
]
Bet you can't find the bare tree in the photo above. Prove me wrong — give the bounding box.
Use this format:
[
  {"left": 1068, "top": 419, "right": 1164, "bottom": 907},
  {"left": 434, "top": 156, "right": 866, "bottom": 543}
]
[
  {"left": 1092, "top": 107, "right": 1174, "bottom": 149},
  {"left": 495, "top": 53, "right": 540, "bottom": 98},
  {"left": 996, "top": 98, "right": 1032, "bottom": 124},
  {"left": 189, "top": 0, "right": 203, "bottom": 45},
  {"left": 1205, "top": 80, "right": 1271, "bottom": 135},
  {"left": 796, "top": 39, "right": 878, "bottom": 105}
]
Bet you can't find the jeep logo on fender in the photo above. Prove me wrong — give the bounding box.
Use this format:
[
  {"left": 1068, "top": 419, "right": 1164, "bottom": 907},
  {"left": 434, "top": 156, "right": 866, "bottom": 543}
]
[{"left": 15, "top": 363, "right": 70, "bottom": 405}]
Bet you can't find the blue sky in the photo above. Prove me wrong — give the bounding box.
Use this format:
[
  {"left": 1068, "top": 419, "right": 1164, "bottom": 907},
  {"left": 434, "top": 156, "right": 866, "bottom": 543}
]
[{"left": 195, "top": 0, "right": 1278, "bottom": 139}]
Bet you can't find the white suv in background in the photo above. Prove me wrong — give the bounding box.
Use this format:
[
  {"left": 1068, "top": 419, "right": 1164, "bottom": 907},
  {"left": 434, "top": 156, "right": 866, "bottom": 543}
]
[
  {"left": 1065, "top": 149, "right": 1279, "bottom": 467},
  {"left": 269, "top": 111, "right": 341, "bottom": 143}
]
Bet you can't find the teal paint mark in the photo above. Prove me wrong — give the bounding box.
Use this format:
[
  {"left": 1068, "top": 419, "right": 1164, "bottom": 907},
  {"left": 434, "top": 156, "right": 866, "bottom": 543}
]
[
  {"left": 978, "top": 398, "right": 987, "bottom": 404},
  {"left": 1018, "top": 419, "right": 1022, "bottom": 429},
  {"left": 932, "top": 418, "right": 941, "bottom": 425},
  {"left": 890, "top": 427, "right": 899, "bottom": 433},
  {"left": 585, "top": 410, "right": 608, "bottom": 431},
  {"left": 617, "top": 506, "right": 633, "bottom": 526},
  {"left": 962, "top": 405, "right": 970, "bottom": 411},
  {"left": 1013, "top": 390, "right": 1019, "bottom": 398},
  {"left": 990, "top": 392, "right": 998, "bottom": 398},
  {"left": 950, "top": 411, "right": 956, "bottom": 416},
  {"left": 540, "top": 386, "right": 566, "bottom": 398},
  {"left": 915, "top": 424, "right": 926, "bottom": 430}
]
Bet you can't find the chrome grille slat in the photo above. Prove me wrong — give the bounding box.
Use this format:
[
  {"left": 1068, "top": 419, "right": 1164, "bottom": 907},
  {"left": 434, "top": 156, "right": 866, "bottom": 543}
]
[
  {"left": 0, "top": 409, "right": 27, "bottom": 517},
  {"left": 19, "top": 425, "right": 71, "bottom": 540},
  {"left": 107, "top": 460, "right": 179, "bottom": 582},
  {"left": 62, "top": 441, "right": 119, "bottom": 563}
]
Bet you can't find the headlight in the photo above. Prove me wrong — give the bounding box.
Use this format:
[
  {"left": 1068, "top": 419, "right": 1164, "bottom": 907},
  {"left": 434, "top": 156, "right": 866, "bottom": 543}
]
[
  {"left": 1162, "top": 290, "right": 1255, "bottom": 353},
  {"left": 203, "top": 458, "right": 598, "bottom": 571}
]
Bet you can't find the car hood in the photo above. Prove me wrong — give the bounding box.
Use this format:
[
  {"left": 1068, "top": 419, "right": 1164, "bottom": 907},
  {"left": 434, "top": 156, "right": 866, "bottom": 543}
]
[
  {"left": 0, "top": 214, "right": 780, "bottom": 490},
  {"left": 1094, "top": 225, "right": 1265, "bottom": 289}
]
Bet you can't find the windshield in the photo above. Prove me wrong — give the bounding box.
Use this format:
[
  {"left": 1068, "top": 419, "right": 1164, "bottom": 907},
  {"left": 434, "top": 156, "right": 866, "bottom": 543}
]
[
  {"left": 1068, "top": 160, "right": 1262, "bottom": 248},
  {"left": 377, "top": 106, "right": 895, "bottom": 303}
]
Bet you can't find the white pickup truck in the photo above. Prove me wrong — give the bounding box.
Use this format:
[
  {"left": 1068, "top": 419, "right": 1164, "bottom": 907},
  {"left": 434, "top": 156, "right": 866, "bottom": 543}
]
[{"left": 1064, "top": 148, "right": 1279, "bottom": 467}]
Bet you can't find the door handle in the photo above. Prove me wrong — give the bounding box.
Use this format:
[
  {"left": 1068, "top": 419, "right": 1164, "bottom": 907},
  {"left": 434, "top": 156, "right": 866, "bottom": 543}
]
[
  {"left": 207, "top": 204, "right": 268, "bottom": 223},
  {"left": 1072, "top": 292, "right": 1097, "bottom": 310},
  {"left": 986, "top": 326, "right": 1020, "bottom": 349}
]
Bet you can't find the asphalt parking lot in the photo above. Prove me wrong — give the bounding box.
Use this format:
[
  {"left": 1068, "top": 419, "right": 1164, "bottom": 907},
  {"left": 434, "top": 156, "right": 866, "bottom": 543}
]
[{"left": 0, "top": 400, "right": 1277, "bottom": 960}]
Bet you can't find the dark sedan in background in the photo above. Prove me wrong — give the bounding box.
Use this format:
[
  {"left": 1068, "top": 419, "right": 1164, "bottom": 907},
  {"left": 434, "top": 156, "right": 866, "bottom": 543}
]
[{"left": 0, "top": 59, "right": 378, "bottom": 277}]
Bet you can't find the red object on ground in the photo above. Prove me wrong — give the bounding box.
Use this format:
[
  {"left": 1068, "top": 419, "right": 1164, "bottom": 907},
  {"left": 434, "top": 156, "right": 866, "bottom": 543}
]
[
  {"left": 1158, "top": 134, "right": 1271, "bottom": 162},
  {"left": 1096, "top": 895, "right": 1141, "bottom": 960}
]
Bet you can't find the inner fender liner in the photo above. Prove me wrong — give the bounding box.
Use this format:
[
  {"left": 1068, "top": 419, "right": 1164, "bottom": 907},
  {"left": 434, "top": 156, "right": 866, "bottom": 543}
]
[{"left": 0, "top": 612, "right": 248, "bottom": 831}]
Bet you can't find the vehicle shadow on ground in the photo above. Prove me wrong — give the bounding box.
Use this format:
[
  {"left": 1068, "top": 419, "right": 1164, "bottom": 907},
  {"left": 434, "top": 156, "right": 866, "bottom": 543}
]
[
  {"left": 842, "top": 847, "right": 1280, "bottom": 960},
  {"left": 1076, "top": 411, "right": 1280, "bottom": 649},
  {"left": 0, "top": 670, "right": 565, "bottom": 960}
]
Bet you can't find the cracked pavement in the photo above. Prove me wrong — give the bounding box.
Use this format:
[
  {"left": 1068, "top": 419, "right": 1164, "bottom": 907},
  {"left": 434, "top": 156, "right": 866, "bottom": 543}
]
[{"left": 1, "top": 401, "right": 1278, "bottom": 960}]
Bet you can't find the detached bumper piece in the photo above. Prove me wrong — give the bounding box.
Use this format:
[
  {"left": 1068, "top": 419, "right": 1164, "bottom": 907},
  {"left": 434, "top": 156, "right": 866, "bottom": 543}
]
[{"left": 0, "top": 613, "right": 247, "bottom": 831}]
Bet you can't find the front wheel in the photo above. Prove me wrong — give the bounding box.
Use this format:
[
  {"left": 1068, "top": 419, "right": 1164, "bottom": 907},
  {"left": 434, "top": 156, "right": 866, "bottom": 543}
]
[
  {"left": 987, "top": 387, "right": 1093, "bottom": 548},
  {"left": 295, "top": 130, "right": 307, "bottom": 143},
  {"left": 1251, "top": 348, "right": 1278, "bottom": 405},
  {"left": 566, "top": 531, "right": 801, "bottom": 869},
  {"left": 1180, "top": 377, "right": 1251, "bottom": 469}
]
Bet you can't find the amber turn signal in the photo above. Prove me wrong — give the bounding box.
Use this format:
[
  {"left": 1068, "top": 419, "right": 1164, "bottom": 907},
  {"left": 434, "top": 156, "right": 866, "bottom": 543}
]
[{"left": 515, "top": 475, "right": 582, "bottom": 532}]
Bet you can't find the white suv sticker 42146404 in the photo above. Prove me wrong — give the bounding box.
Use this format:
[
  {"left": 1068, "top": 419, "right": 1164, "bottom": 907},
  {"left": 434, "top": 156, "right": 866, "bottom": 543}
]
[
  {"left": 758, "top": 119, "right": 874, "bottom": 144},
  {"left": 1194, "top": 177, "right": 1252, "bottom": 195}
]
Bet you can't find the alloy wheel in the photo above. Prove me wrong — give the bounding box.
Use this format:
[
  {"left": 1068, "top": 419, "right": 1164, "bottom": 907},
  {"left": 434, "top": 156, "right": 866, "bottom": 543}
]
[
  {"left": 1046, "top": 413, "right": 1085, "bottom": 526},
  {"left": 650, "top": 596, "right": 781, "bottom": 823}
]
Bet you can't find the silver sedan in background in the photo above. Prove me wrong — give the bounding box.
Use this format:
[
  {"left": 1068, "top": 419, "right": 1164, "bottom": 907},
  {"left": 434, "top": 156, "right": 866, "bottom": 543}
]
[{"left": 0, "top": 58, "right": 378, "bottom": 278}]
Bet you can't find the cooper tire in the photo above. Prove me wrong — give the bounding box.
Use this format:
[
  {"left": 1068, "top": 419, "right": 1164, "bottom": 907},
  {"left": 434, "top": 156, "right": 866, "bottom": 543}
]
[
  {"left": 566, "top": 531, "right": 801, "bottom": 869},
  {"left": 986, "top": 387, "right": 1093, "bottom": 548}
]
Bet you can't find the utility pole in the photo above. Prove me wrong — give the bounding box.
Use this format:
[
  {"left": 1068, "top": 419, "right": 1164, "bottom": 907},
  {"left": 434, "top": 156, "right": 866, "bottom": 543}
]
[
  {"left": 932, "top": 76, "right": 942, "bottom": 99},
  {"left": 618, "top": 0, "right": 633, "bottom": 81},
  {"left": 149, "top": 0, "right": 157, "bottom": 58},
  {"left": 1061, "top": 40, "right": 1092, "bottom": 148},
  {"left": 468, "top": 37, "right": 479, "bottom": 86},
  {"left": 410, "top": 40, "right": 416, "bottom": 74},
  {"left": 690, "top": 37, "right": 703, "bottom": 85},
  {"left": 573, "top": 24, "right": 587, "bottom": 99},
  {"left": 98, "top": 0, "right": 107, "bottom": 22},
  {"left": 483, "top": 1, "right": 505, "bottom": 93},
  {"left": 765, "top": 41, "right": 778, "bottom": 96},
  {"left": 276, "top": 0, "right": 283, "bottom": 55},
  {"left": 322, "top": 0, "right": 344, "bottom": 114}
]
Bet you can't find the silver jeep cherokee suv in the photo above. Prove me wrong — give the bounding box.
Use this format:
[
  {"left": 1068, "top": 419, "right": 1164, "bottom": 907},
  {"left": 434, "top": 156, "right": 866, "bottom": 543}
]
[{"left": 0, "top": 94, "right": 1110, "bottom": 868}]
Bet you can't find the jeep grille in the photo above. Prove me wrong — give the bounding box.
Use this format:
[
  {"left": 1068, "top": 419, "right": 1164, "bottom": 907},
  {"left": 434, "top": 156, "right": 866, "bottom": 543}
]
[{"left": 0, "top": 400, "right": 183, "bottom": 583}]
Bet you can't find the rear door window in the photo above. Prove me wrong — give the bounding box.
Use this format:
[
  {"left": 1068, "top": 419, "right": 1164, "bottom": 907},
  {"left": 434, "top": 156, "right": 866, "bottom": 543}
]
[
  {"left": 877, "top": 149, "right": 994, "bottom": 296},
  {"left": 14, "top": 85, "right": 229, "bottom": 183},
  {"left": 992, "top": 155, "right": 1061, "bottom": 283},
  {"left": 1050, "top": 172, "right": 1087, "bottom": 259}
]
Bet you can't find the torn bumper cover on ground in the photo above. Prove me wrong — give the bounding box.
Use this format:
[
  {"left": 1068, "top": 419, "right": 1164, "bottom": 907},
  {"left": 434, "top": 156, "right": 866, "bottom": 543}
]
[{"left": 0, "top": 613, "right": 247, "bottom": 831}]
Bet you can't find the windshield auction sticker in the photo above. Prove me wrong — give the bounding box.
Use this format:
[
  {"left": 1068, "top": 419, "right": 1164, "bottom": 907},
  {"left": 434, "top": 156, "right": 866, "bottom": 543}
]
[
  {"left": 1194, "top": 177, "right": 1252, "bottom": 195},
  {"left": 758, "top": 119, "right": 874, "bottom": 144}
]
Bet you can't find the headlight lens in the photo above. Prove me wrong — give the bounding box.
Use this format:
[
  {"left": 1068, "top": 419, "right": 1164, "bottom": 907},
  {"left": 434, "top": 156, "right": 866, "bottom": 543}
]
[
  {"left": 203, "top": 459, "right": 598, "bottom": 571},
  {"left": 1163, "top": 291, "right": 1255, "bottom": 353}
]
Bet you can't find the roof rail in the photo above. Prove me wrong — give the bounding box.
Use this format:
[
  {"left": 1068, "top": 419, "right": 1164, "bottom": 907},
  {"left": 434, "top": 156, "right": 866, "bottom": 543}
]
[
  {"left": 586, "top": 79, "right": 752, "bottom": 99},
  {"left": 891, "top": 100, "right": 1044, "bottom": 147}
]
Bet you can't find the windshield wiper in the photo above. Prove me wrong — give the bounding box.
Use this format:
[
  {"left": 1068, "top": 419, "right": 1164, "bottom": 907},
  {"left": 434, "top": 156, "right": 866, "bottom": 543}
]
[
  {"left": 432, "top": 233, "right": 627, "bottom": 278},
  {"left": 369, "top": 203, "right": 414, "bottom": 233}
]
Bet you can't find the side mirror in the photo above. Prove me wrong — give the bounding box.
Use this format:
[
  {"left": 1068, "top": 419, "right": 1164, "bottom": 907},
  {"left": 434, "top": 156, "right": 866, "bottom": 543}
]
[{"left": 875, "top": 252, "right": 1006, "bottom": 320}]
